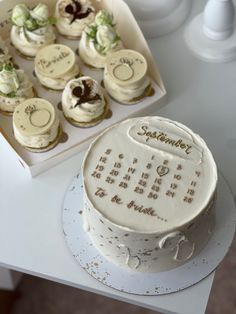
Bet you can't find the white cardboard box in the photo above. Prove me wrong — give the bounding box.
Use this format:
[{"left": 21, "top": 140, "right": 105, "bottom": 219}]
[{"left": 0, "top": 0, "right": 166, "bottom": 177}]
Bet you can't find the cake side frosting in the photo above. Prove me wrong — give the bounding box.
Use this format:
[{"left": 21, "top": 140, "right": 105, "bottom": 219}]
[
  {"left": 82, "top": 116, "right": 217, "bottom": 272},
  {"left": 13, "top": 98, "right": 60, "bottom": 149}
]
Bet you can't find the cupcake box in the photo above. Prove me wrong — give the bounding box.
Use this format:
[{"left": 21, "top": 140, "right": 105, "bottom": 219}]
[{"left": 0, "top": 0, "right": 166, "bottom": 177}]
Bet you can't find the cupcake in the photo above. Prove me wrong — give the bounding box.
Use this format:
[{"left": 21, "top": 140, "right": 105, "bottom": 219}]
[
  {"left": 104, "top": 49, "right": 151, "bottom": 105},
  {"left": 13, "top": 98, "right": 61, "bottom": 152},
  {"left": 0, "top": 63, "right": 34, "bottom": 115},
  {"left": 34, "top": 44, "right": 80, "bottom": 90},
  {"left": 10, "top": 3, "right": 56, "bottom": 58},
  {"left": 0, "top": 38, "right": 12, "bottom": 66},
  {"left": 79, "top": 10, "right": 123, "bottom": 68},
  {"left": 55, "top": 0, "right": 95, "bottom": 39},
  {"left": 62, "top": 76, "right": 108, "bottom": 127}
]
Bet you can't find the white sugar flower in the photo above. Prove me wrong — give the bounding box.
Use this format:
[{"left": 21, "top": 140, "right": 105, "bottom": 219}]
[
  {"left": 96, "top": 25, "right": 117, "bottom": 50},
  {"left": 0, "top": 66, "right": 19, "bottom": 95},
  {"left": 11, "top": 4, "right": 30, "bottom": 27},
  {"left": 30, "top": 3, "right": 49, "bottom": 23}
]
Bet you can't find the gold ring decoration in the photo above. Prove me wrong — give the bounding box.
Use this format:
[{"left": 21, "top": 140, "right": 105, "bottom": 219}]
[
  {"left": 113, "top": 63, "right": 134, "bottom": 81},
  {"left": 25, "top": 104, "right": 51, "bottom": 128}
]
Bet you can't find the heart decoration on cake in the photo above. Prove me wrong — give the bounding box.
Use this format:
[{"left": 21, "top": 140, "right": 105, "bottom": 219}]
[{"left": 157, "top": 165, "right": 170, "bottom": 177}]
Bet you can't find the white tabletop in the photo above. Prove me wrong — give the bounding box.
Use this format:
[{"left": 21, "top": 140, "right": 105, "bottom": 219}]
[{"left": 1, "top": 1, "right": 236, "bottom": 314}]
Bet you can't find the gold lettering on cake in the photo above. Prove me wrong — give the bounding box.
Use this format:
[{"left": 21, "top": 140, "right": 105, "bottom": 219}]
[
  {"left": 111, "top": 195, "right": 123, "bottom": 204},
  {"left": 119, "top": 181, "right": 128, "bottom": 189},
  {"left": 96, "top": 165, "right": 104, "bottom": 171},
  {"left": 119, "top": 154, "right": 124, "bottom": 159},
  {"left": 183, "top": 196, "right": 193, "bottom": 203},
  {"left": 127, "top": 200, "right": 157, "bottom": 216},
  {"left": 177, "top": 164, "right": 183, "bottom": 170},
  {"left": 95, "top": 187, "right": 107, "bottom": 198},
  {"left": 134, "top": 187, "right": 144, "bottom": 194},
  {"left": 128, "top": 167, "right": 136, "bottom": 174},
  {"left": 91, "top": 171, "right": 101, "bottom": 179},
  {"left": 154, "top": 178, "right": 162, "bottom": 185},
  {"left": 142, "top": 173, "right": 149, "bottom": 179},
  {"left": 170, "top": 183, "right": 178, "bottom": 190},
  {"left": 110, "top": 170, "right": 119, "bottom": 176},
  {"left": 148, "top": 192, "right": 158, "bottom": 199},
  {"left": 105, "top": 149, "right": 112, "bottom": 155},
  {"left": 173, "top": 174, "right": 182, "bottom": 180},
  {"left": 191, "top": 181, "right": 197, "bottom": 187},
  {"left": 151, "top": 185, "right": 160, "bottom": 192},
  {"left": 166, "top": 190, "right": 175, "bottom": 198},
  {"left": 146, "top": 163, "right": 152, "bottom": 169},
  {"left": 137, "top": 126, "right": 192, "bottom": 155},
  {"left": 133, "top": 158, "right": 138, "bottom": 164},
  {"left": 114, "top": 162, "right": 121, "bottom": 168},
  {"left": 106, "top": 176, "right": 115, "bottom": 184},
  {"left": 123, "top": 174, "right": 131, "bottom": 181},
  {"left": 163, "top": 160, "right": 169, "bottom": 165},
  {"left": 187, "top": 189, "right": 195, "bottom": 196},
  {"left": 195, "top": 171, "right": 201, "bottom": 177},
  {"left": 138, "top": 180, "right": 147, "bottom": 187},
  {"left": 38, "top": 51, "right": 70, "bottom": 69},
  {"left": 100, "top": 157, "right": 107, "bottom": 163}
]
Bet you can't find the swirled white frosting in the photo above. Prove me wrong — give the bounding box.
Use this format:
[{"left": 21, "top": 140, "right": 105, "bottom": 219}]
[
  {"left": 0, "top": 70, "right": 34, "bottom": 113},
  {"left": 0, "top": 38, "right": 12, "bottom": 65},
  {"left": 10, "top": 25, "right": 56, "bottom": 57},
  {"left": 62, "top": 76, "right": 106, "bottom": 123},
  {"left": 35, "top": 63, "right": 80, "bottom": 90},
  {"left": 55, "top": 0, "right": 95, "bottom": 38},
  {"left": 79, "top": 31, "right": 123, "bottom": 68}
]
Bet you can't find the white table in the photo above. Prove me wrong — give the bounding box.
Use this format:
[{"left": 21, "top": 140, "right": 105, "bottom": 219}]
[{"left": 1, "top": 1, "right": 236, "bottom": 314}]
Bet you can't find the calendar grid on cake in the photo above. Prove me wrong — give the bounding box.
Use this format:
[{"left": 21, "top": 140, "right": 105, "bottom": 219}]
[{"left": 0, "top": 0, "right": 166, "bottom": 177}]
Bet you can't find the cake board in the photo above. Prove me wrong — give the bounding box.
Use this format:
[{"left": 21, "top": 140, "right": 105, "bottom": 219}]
[{"left": 62, "top": 171, "right": 236, "bottom": 296}]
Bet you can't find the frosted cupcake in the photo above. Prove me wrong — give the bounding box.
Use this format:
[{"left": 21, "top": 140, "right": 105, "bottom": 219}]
[
  {"left": 0, "top": 38, "right": 12, "bottom": 66},
  {"left": 79, "top": 10, "right": 123, "bottom": 68},
  {"left": 55, "top": 0, "right": 95, "bottom": 39},
  {"left": 13, "top": 98, "right": 61, "bottom": 152},
  {"left": 34, "top": 44, "right": 80, "bottom": 90},
  {"left": 104, "top": 49, "right": 151, "bottom": 105},
  {"left": 62, "top": 76, "right": 108, "bottom": 127},
  {"left": 0, "top": 64, "right": 34, "bottom": 115},
  {"left": 11, "top": 3, "right": 56, "bottom": 58}
]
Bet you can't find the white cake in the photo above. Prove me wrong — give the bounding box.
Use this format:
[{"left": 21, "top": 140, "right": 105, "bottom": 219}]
[
  {"left": 35, "top": 44, "right": 80, "bottom": 90},
  {"left": 13, "top": 98, "right": 61, "bottom": 152},
  {"left": 82, "top": 116, "right": 217, "bottom": 272}
]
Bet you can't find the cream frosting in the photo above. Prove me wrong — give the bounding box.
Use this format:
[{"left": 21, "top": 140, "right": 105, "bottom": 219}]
[
  {"left": 79, "top": 31, "right": 123, "bottom": 68},
  {"left": 82, "top": 116, "right": 217, "bottom": 272},
  {"left": 13, "top": 98, "right": 60, "bottom": 149},
  {"left": 10, "top": 25, "right": 56, "bottom": 57},
  {"left": 55, "top": 0, "right": 95, "bottom": 38},
  {"left": 0, "top": 68, "right": 34, "bottom": 113},
  {"left": 62, "top": 76, "right": 106, "bottom": 123}
]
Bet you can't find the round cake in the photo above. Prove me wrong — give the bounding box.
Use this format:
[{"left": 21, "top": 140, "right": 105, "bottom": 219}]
[
  {"left": 104, "top": 49, "right": 151, "bottom": 104},
  {"left": 82, "top": 116, "right": 218, "bottom": 272},
  {"left": 34, "top": 44, "right": 80, "bottom": 90},
  {"left": 13, "top": 98, "right": 61, "bottom": 152}
]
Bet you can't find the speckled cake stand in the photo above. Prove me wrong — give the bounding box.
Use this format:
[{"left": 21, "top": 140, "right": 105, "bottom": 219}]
[{"left": 62, "top": 171, "right": 236, "bottom": 296}]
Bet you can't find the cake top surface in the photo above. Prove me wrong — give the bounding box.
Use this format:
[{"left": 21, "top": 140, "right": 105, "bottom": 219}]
[
  {"left": 35, "top": 44, "right": 76, "bottom": 78},
  {"left": 13, "top": 98, "right": 56, "bottom": 136},
  {"left": 82, "top": 116, "right": 217, "bottom": 233},
  {"left": 105, "top": 49, "right": 147, "bottom": 86}
]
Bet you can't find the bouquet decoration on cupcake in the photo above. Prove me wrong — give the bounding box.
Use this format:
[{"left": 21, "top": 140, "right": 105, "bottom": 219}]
[
  {"left": 11, "top": 3, "right": 56, "bottom": 58},
  {"left": 0, "top": 63, "right": 34, "bottom": 115},
  {"left": 79, "top": 10, "right": 123, "bottom": 68}
]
